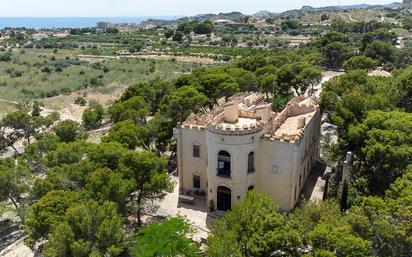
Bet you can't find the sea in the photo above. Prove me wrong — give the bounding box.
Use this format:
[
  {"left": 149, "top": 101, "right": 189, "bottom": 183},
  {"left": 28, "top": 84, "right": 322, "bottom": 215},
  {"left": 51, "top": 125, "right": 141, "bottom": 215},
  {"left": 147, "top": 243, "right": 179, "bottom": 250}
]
[{"left": 0, "top": 16, "right": 180, "bottom": 29}]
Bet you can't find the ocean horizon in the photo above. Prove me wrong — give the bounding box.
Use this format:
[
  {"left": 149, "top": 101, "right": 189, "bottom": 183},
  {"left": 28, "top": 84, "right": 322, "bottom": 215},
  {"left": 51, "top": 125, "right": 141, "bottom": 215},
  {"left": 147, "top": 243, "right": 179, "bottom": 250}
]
[{"left": 0, "top": 16, "right": 181, "bottom": 29}]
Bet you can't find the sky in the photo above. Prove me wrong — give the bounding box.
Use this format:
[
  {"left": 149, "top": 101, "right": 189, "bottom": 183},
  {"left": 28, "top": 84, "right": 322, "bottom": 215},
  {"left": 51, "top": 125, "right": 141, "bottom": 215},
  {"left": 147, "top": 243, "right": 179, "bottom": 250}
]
[{"left": 1, "top": 0, "right": 396, "bottom": 17}]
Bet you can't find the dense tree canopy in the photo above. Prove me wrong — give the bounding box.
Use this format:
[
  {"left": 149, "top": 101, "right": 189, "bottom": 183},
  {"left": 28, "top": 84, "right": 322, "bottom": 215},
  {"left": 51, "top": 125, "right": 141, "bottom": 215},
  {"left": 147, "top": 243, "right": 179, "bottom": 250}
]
[
  {"left": 119, "top": 151, "right": 174, "bottom": 226},
  {"left": 348, "top": 110, "right": 412, "bottom": 193},
  {"left": 160, "top": 86, "right": 207, "bottom": 122},
  {"left": 43, "top": 200, "right": 125, "bottom": 257},
  {"left": 277, "top": 62, "right": 322, "bottom": 95},
  {"left": 109, "top": 96, "right": 149, "bottom": 124},
  {"left": 321, "top": 70, "right": 401, "bottom": 139},
  {"left": 52, "top": 120, "right": 85, "bottom": 143},
  {"left": 103, "top": 120, "right": 149, "bottom": 149},
  {"left": 131, "top": 217, "right": 199, "bottom": 257},
  {"left": 343, "top": 55, "right": 379, "bottom": 71},
  {"left": 207, "top": 190, "right": 301, "bottom": 257},
  {"left": 25, "top": 190, "right": 81, "bottom": 245},
  {"left": 20, "top": 135, "right": 174, "bottom": 254},
  {"left": 348, "top": 165, "right": 412, "bottom": 257}
]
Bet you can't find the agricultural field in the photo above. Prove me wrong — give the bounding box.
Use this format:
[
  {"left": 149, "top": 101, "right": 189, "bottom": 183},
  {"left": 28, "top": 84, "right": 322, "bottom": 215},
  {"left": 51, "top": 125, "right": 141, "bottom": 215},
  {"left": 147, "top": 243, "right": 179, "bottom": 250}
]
[{"left": 0, "top": 48, "right": 200, "bottom": 116}]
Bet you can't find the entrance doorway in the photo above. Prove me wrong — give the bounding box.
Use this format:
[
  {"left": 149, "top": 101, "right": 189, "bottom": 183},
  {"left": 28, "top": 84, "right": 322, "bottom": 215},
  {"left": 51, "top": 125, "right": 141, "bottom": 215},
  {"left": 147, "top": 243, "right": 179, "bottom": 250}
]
[{"left": 217, "top": 186, "right": 231, "bottom": 211}]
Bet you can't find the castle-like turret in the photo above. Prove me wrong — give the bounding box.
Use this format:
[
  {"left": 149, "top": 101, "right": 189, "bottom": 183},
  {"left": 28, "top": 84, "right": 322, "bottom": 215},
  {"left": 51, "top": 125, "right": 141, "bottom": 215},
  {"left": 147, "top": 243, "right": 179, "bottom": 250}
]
[{"left": 176, "top": 92, "right": 321, "bottom": 212}]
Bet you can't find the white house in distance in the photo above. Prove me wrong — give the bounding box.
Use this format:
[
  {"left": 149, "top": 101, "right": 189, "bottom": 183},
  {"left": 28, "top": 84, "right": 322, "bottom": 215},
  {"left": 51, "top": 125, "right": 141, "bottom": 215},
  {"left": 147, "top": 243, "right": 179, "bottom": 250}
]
[{"left": 175, "top": 92, "right": 321, "bottom": 212}]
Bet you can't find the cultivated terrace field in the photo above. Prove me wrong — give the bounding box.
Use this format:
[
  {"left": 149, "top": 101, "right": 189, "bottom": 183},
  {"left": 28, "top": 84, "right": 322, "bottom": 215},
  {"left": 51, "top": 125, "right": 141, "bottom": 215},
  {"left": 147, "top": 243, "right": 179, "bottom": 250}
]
[{"left": 0, "top": 47, "right": 199, "bottom": 117}]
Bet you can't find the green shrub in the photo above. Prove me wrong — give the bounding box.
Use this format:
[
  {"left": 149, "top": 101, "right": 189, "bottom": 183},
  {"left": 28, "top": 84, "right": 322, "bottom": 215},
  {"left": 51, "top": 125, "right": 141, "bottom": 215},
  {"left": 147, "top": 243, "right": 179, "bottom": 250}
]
[{"left": 75, "top": 97, "right": 87, "bottom": 106}]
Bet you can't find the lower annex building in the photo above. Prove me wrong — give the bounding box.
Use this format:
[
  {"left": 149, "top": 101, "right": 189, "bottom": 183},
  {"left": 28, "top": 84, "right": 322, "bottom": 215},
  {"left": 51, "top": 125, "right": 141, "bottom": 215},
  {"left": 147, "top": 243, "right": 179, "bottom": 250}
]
[{"left": 175, "top": 92, "right": 321, "bottom": 212}]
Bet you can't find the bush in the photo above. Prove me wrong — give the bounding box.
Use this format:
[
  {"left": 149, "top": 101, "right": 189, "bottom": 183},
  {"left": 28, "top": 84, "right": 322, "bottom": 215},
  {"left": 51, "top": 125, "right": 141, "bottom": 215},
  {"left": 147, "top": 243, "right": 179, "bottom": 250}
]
[
  {"left": 343, "top": 55, "right": 379, "bottom": 71},
  {"left": 55, "top": 65, "right": 63, "bottom": 72},
  {"left": 82, "top": 104, "right": 104, "bottom": 130},
  {"left": 0, "top": 52, "right": 12, "bottom": 62},
  {"left": 90, "top": 77, "right": 104, "bottom": 87},
  {"left": 41, "top": 66, "right": 52, "bottom": 73},
  {"left": 10, "top": 70, "right": 23, "bottom": 78},
  {"left": 48, "top": 111, "right": 60, "bottom": 121},
  {"left": 172, "top": 31, "right": 184, "bottom": 43},
  {"left": 74, "top": 97, "right": 87, "bottom": 106},
  {"left": 59, "top": 87, "right": 72, "bottom": 95},
  {"left": 52, "top": 120, "right": 85, "bottom": 143},
  {"left": 128, "top": 42, "right": 144, "bottom": 53}
]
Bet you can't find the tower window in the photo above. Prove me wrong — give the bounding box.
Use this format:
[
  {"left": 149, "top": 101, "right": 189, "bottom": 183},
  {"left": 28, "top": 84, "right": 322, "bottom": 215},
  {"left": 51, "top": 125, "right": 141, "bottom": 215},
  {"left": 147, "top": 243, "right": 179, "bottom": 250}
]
[
  {"left": 217, "top": 150, "right": 231, "bottom": 178},
  {"left": 193, "top": 144, "right": 200, "bottom": 157},
  {"left": 248, "top": 152, "right": 255, "bottom": 173}
]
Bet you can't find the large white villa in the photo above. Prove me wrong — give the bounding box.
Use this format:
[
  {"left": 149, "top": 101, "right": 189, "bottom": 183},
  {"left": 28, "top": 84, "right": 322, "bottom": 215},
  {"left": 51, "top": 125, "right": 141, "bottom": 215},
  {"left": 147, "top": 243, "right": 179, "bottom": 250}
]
[{"left": 175, "top": 92, "right": 321, "bottom": 212}]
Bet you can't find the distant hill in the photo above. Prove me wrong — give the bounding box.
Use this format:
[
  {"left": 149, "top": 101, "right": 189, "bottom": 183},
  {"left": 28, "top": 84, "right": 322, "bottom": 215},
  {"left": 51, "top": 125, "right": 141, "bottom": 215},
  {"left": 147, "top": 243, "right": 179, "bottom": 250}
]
[
  {"left": 402, "top": 0, "right": 412, "bottom": 7},
  {"left": 277, "top": 2, "right": 403, "bottom": 19},
  {"left": 178, "top": 12, "right": 247, "bottom": 23},
  {"left": 253, "top": 10, "right": 277, "bottom": 18},
  {"left": 141, "top": 2, "right": 406, "bottom": 26},
  {"left": 299, "top": 2, "right": 403, "bottom": 11}
]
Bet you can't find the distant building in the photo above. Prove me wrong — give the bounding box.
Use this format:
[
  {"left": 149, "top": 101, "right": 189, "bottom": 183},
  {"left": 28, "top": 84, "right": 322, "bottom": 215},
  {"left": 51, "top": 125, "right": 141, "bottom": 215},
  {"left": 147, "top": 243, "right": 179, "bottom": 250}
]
[
  {"left": 213, "top": 19, "right": 232, "bottom": 25},
  {"left": 31, "top": 33, "right": 48, "bottom": 41},
  {"left": 54, "top": 31, "right": 69, "bottom": 38},
  {"left": 96, "top": 22, "right": 113, "bottom": 29},
  {"left": 175, "top": 93, "right": 321, "bottom": 212}
]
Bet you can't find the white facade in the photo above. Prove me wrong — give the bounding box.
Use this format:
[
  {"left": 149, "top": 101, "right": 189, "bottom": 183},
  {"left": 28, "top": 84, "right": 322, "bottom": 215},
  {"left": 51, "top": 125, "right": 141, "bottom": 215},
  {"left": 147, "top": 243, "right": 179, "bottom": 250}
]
[{"left": 175, "top": 93, "right": 321, "bottom": 212}]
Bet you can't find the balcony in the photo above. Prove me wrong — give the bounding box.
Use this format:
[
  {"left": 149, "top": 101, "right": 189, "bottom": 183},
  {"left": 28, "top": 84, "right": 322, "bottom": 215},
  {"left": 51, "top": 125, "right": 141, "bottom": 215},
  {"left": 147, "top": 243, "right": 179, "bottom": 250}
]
[{"left": 217, "top": 168, "right": 231, "bottom": 178}]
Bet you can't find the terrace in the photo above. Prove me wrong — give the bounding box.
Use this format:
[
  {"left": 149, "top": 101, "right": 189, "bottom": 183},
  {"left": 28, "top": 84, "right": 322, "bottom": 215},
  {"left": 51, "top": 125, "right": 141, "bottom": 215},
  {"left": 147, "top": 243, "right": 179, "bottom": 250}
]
[{"left": 181, "top": 92, "right": 319, "bottom": 142}]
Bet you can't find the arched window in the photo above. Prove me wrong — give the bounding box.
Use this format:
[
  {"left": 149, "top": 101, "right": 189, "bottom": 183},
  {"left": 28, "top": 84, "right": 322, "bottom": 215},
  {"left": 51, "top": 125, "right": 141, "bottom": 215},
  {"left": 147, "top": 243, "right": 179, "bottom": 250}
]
[
  {"left": 248, "top": 152, "right": 255, "bottom": 173},
  {"left": 217, "top": 150, "right": 231, "bottom": 178}
]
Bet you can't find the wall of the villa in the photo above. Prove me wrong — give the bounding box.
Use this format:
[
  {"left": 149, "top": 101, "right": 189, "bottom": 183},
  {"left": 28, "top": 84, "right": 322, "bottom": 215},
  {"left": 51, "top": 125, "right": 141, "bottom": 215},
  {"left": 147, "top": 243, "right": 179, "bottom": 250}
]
[
  {"left": 295, "top": 109, "right": 321, "bottom": 196},
  {"left": 205, "top": 128, "right": 262, "bottom": 210},
  {"left": 177, "top": 127, "right": 208, "bottom": 194},
  {"left": 176, "top": 106, "right": 321, "bottom": 212},
  {"left": 258, "top": 139, "right": 296, "bottom": 210}
]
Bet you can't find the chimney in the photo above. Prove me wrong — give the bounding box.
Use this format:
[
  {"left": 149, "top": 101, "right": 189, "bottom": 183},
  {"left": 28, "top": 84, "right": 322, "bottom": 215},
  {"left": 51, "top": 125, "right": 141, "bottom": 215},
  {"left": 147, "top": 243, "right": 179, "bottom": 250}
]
[
  {"left": 255, "top": 103, "right": 272, "bottom": 123},
  {"left": 297, "top": 117, "right": 306, "bottom": 129},
  {"left": 223, "top": 101, "right": 239, "bottom": 123}
]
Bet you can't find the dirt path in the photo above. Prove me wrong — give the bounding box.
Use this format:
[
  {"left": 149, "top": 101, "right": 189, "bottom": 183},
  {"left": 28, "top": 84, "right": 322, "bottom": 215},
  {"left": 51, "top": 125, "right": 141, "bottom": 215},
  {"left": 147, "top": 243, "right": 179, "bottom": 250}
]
[
  {"left": 0, "top": 99, "right": 19, "bottom": 106},
  {"left": 0, "top": 235, "right": 34, "bottom": 257}
]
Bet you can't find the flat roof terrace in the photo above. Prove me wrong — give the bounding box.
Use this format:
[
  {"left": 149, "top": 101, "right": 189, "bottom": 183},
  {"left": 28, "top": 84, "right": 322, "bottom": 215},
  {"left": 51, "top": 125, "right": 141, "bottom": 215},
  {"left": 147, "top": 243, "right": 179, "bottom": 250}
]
[
  {"left": 220, "top": 117, "right": 257, "bottom": 128},
  {"left": 180, "top": 92, "right": 320, "bottom": 142},
  {"left": 274, "top": 111, "right": 316, "bottom": 140}
]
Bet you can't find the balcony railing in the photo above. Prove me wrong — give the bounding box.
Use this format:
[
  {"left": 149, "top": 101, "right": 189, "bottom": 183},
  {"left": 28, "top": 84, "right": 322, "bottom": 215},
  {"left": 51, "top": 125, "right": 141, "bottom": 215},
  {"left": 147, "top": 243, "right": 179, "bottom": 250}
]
[{"left": 217, "top": 168, "right": 231, "bottom": 178}]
